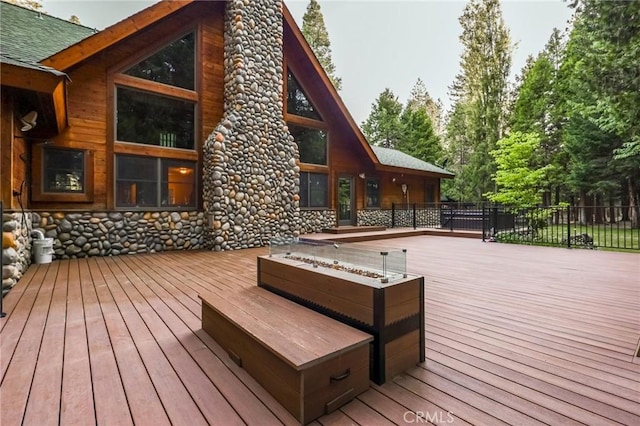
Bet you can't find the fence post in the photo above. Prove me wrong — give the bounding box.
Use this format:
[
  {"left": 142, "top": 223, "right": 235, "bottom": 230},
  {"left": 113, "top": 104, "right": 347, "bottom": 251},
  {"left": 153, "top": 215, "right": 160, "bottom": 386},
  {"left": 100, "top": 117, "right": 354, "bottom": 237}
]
[
  {"left": 412, "top": 204, "right": 417, "bottom": 230},
  {"left": 482, "top": 204, "right": 486, "bottom": 241},
  {"left": 391, "top": 203, "right": 395, "bottom": 228},
  {"left": 450, "top": 207, "right": 454, "bottom": 232},
  {"left": 566, "top": 204, "right": 571, "bottom": 248}
]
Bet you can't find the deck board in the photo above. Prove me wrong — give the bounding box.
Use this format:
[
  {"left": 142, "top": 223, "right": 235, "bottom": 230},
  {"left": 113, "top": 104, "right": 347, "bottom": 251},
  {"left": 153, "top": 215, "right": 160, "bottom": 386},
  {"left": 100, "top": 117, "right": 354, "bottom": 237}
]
[{"left": 1, "top": 235, "right": 638, "bottom": 425}]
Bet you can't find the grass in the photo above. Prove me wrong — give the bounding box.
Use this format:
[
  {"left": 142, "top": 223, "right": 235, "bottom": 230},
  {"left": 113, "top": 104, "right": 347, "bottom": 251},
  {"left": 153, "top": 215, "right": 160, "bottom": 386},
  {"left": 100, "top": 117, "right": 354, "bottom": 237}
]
[{"left": 497, "top": 222, "right": 640, "bottom": 251}]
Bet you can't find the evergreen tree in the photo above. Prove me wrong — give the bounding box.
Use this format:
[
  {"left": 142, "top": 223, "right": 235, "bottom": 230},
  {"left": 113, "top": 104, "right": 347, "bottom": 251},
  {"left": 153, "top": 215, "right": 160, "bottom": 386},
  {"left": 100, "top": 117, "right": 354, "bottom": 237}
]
[
  {"left": 397, "top": 106, "right": 443, "bottom": 165},
  {"left": 302, "top": 0, "right": 342, "bottom": 91},
  {"left": 5, "top": 0, "right": 43, "bottom": 11},
  {"left": 405, "top": 78, "right": 444, "bottom": 135},
  {"left": 361, "top": 88, "right": 403, "bottom": 148},
  {"left": 446, "top": 0, "right": 513, "bottom": 201},
  {"left": 557, "top": 9, "right": 628, "bottom": 216}
]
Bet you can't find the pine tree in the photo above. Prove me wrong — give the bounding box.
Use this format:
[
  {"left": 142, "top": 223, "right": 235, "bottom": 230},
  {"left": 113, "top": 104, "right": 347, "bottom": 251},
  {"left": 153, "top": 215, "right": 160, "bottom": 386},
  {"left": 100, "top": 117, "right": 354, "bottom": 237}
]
[
  {"left": 446, "top": 0, "right": 513, "bottom": 201},
  {"left": 4, "top": 0, "right": 43, "bottom": 11},
  {"left": 398, "top": 107, "right": 443, "bottom": 165},
  {"left": 361, "top": 88, "right": 403, "bottom": 148},
  {"left": 405, "top": 78, "right": 444, "bottom": 136},
  {"left": 302, "top": 0, "right": 342, "bottom": 91}
]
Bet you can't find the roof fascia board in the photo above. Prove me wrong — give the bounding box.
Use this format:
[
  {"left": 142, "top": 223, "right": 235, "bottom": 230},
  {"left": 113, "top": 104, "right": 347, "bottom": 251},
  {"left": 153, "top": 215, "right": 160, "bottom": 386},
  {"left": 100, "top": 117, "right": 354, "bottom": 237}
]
[
  {"left": 41, "top": 0, "right": 195, "bottom": 71},
  {"left": 1, "top": 63, "right": 63, "bottom": 93},
  {"left": 375, "top": 163, "right": 455, "bottom": 179}
]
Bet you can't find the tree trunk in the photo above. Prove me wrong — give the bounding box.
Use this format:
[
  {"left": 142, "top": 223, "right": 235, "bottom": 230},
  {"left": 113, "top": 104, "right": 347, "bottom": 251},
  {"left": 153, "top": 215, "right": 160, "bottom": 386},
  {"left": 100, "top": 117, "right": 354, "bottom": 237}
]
[
  {"left": 621, "top": 178, "right": 630, "bottom": 221},
  {"left": 595, "top": 194, "right": 604, "bottom": 224},
  {"left": 629, "top": 178, "right": 639, "bottom": 228},
  {"left": 608, "top": 194, "right": 616, "bottom": 224}
]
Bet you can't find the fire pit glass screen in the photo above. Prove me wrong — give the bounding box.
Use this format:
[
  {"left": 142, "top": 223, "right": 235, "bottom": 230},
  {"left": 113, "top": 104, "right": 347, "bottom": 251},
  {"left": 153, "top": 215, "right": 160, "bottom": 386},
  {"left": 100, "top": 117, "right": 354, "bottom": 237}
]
[{"left": 268, "top": 238, "right": 407, "bottom": 284}]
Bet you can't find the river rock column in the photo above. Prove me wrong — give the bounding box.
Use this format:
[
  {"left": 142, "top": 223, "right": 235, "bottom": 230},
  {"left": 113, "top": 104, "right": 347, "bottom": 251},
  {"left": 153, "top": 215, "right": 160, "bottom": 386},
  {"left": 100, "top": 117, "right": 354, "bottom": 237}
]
[{"left": 202, "top": 0, "right": 300, "bottom": 251}]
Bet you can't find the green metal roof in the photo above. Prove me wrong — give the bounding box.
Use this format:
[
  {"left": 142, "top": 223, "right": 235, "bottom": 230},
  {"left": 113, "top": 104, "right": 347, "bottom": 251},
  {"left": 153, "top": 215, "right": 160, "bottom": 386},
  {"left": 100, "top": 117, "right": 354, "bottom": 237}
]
[
  {"left": 0, "top": 1, "right": 95, "bottom": 68},
  {"left": 371, "top": 146, "right": 455, "bottom": 177}
]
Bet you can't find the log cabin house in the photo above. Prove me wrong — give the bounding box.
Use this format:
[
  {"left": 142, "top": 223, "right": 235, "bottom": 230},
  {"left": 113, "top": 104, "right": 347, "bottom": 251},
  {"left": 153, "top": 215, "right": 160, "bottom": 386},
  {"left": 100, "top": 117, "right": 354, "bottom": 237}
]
[{"left": 1, "top": 0, "right": 452, "bottom": 288}]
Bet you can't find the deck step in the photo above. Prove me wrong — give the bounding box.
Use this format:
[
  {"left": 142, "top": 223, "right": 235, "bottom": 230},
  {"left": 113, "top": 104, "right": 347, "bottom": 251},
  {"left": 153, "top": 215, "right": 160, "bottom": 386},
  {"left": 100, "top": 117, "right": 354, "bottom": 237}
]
[{"left": 321, "top": 226, "right": 386, "bottom": 234}]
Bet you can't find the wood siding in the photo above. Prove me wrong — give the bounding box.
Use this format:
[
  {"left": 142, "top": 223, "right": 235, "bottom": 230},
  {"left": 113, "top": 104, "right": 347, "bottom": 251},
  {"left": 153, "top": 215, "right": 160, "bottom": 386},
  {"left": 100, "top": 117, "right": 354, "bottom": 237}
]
[
  {"left": 1, "top": 92, "right": 29, "bottom": 210},
  {"left": 28, "top": 2, "right": 224, "bottom": 211}
]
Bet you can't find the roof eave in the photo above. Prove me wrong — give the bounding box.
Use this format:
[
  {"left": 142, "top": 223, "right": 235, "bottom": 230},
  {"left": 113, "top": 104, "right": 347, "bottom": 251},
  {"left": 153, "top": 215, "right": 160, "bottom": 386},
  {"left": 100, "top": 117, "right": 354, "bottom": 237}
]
[
  {"left": 375, "top": 163, "right": 455, "bottom": 179},
  {"left": 41, "top": 0, "right": 195, "bottom": 71}
]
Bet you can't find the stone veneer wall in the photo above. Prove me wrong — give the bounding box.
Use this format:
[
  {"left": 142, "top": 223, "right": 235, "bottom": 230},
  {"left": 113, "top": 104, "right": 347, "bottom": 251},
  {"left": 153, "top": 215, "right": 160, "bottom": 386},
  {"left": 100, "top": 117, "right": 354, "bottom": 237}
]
[
  {"left": 202, "top": 0, "right": 299, "bottom": 251},
  {"left": 32, "top": 211, "right": 206, "bottom": 257},
  {"left": 2, "top": 212, "right": 32, "bottom": 294},
  {"left": 298, "top": 209, "right": 336, "bottom": 234},
  {"left": 357, "top": 209, "right": 393, "bottom": 228}
]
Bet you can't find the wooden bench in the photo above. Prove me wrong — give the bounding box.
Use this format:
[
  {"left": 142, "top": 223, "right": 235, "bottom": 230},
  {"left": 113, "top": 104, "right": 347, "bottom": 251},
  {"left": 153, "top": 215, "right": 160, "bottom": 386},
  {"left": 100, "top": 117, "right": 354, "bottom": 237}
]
[{"left": 199, "top": 287, "right": 373, "bottom": 425}]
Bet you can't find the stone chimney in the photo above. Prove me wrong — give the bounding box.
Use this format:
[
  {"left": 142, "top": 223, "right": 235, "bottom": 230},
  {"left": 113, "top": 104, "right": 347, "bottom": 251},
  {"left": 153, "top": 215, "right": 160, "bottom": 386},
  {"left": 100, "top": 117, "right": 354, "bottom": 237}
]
[{"left": 202, "top": 0, "right": 300, "bottom": 251}]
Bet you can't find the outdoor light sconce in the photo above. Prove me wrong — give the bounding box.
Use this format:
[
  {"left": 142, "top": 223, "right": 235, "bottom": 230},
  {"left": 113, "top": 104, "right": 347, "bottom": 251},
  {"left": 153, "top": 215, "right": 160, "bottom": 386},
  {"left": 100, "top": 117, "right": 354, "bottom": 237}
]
[{"left": 19, "top": 111, "right": 38, "bottom": 132}]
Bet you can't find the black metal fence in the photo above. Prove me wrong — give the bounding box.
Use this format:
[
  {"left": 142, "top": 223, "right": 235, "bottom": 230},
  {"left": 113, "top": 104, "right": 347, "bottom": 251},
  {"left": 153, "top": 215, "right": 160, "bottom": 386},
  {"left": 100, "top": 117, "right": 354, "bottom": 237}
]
[{"left": 390, "top": 203, "right": 640, "bottom": 250}]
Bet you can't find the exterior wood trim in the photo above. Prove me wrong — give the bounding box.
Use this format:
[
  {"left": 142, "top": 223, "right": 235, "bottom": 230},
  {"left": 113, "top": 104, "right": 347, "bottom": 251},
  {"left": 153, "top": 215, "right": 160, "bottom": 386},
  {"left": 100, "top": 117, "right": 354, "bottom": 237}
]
[
  {"left": 51, "top": 82, "right": 68, "bottom": 134},
  {"left": 31, "top": 145, "right": 95, "bottom": 203},
  {"left": 1, "top": 64, "right": 63, "bottom": 93},
  {"left": 1, "top": 93, "right": 14, "bottom": 207},
  {"left": 284, "top": 114, "right": 326, "bottom": 129},
  {"left": 106, "top": 74, "right": 116, "bottom": 209},
  {"left": 375, "top": 164, "right": 454, "bottom": 179},
  {"left": 41, "top": 1, "right": 195, "bottom": 71},
  {"left": 112, "top": 74, "right": 199, "bottom": 102},
  {"left": 298, "top": 164, "right": 329, "bottom": 173},
  {"left": 114, "top": 142, "right": 199, "bottom": 161}
]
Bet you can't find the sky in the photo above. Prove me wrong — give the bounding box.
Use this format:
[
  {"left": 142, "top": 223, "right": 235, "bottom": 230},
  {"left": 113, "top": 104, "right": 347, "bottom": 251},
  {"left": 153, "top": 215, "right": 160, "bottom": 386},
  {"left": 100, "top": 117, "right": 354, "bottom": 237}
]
[{"left": 41, "top": 0, "right": 575, "bottom": 125}]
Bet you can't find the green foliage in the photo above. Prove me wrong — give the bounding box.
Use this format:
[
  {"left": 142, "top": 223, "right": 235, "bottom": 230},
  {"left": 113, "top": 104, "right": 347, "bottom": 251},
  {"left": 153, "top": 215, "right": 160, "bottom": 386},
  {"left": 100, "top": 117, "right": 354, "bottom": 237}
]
[
  {"left": 485, "top": 131, "right": 552, "bottom": 207},
  {"left": 397, "top": 107, "right": 443, "bottom": 165},
  {"left": 445, "top": 0, "right": 513, "bottom": 201},
  {"left": 302, "top": 0, "right": 342, "bottom": 91},
  {"left": 361, "top": 88, "right": 403, "bottom": 148},
  {"left": 406, "top": 78, "right": 444, "bottom": 135}
]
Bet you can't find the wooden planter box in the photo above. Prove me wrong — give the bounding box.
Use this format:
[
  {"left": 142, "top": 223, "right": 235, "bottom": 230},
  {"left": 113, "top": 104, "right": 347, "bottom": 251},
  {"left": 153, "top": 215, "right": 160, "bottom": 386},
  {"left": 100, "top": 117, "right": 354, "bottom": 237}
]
[{"left": 258, "top": 255, "right": 425, "bottom": 384}]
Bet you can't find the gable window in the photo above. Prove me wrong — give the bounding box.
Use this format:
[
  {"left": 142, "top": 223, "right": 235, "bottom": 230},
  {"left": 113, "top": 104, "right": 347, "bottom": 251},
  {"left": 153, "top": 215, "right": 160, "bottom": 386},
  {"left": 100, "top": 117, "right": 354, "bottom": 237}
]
[
  {"left": 366, "top": 178, "right": 380, "bottom": 208},
  {"left": 124, "top": 32, "right": 195, "bottom": 90},
  {"left": 287, "top": 71, "right": 321, "bottom": 120},
  {"left": 288, "top": 124, "right": 327, "bottom": 165},
  {"left": 115, "top": 155, "right": 195, "bottom": 208},
  {"left": 116, "top": 87, "right": 195, "bottom": 149},
  {"left": 299, "top": 172, "right": 328, "bottom": 208}
]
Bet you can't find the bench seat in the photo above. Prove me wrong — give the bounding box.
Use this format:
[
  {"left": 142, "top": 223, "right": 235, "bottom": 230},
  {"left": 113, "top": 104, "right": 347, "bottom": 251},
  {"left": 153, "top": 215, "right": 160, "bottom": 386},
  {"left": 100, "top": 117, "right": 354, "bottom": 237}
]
[{"left": 199, "top": 287, "right": 373, "bottom": 425}]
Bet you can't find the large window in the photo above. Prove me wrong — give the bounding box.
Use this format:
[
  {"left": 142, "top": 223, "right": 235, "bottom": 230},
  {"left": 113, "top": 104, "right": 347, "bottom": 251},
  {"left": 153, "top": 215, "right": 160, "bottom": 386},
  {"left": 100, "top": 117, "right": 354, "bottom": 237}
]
[
  {"left": 288, "top": 124, "right": 327, "bottom": 165},
  {"left": 116, "top": 155, "right": 195, "bottom": 208},
  {"left": 286, "top": 71, "right": 321, "bottom": 120},
  {"left": 299, "top": 172, "right": 328, "bottom": 208},
  {"left": 124, "top": 32, "right": 195, "bottom": 90},
  {"left": 366, "top": 178, "right": 380, "bottom": 208},
  {"left": 43, "top": 148, "right": 86, "bottom": 193},
  {"left": 116, "top": 88, "right": 195, "bottom": 149}
]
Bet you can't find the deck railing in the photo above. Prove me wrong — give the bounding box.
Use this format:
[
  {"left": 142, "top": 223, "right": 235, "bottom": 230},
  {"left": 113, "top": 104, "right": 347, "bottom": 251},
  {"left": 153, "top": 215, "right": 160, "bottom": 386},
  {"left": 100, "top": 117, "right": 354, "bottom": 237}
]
[{"left": 389, "top": 203, "right": 640, "bottom": 250}]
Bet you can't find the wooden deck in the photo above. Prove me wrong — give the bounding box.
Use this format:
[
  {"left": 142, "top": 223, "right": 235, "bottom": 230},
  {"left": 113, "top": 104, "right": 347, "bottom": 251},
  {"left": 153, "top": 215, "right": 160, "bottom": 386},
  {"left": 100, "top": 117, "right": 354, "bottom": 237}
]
[{"left": 1, "top": 236, "right": 639, "bottom": 425}]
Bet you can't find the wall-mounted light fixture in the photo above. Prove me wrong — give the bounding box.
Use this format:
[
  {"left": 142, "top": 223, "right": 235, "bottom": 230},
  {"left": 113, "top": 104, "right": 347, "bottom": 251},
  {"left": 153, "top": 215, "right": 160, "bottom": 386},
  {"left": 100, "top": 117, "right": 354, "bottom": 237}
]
[
  {"left": 19, "top": 111, "right": 38, "bottom": 132},
  {"left": 358, "top": 172, "right": 366, "bottom": 179}
]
